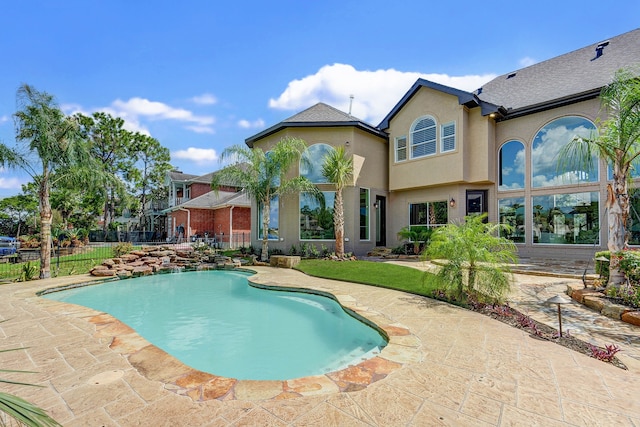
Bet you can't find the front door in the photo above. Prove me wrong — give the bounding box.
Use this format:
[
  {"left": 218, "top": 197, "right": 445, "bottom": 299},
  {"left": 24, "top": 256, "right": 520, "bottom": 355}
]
[
  {"left": 375, "top": 196, "right": 386, "bottom": 246},
  {"left": 466, "top": 190, "right": 488, "bottom": 219}
]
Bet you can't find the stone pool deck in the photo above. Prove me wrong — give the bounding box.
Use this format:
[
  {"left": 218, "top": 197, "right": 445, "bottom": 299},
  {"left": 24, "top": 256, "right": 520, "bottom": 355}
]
[{"left": 1, "top": 265, "right": 640, "bottom": 425}]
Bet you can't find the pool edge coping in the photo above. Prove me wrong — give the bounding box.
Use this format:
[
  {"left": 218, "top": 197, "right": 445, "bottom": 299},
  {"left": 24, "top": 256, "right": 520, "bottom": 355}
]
[{"left": 32, "top": 268, "right": 423, "bottom": 402}]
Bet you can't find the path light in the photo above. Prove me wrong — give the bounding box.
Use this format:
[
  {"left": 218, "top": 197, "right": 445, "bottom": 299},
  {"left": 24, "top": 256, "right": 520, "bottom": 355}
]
[{"left": 545, "top": 294, "right": 572, "bottom": 337}]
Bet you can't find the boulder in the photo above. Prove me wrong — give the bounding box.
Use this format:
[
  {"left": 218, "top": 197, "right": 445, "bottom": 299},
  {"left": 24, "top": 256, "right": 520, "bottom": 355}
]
[{"left": 621, "top": 311, "right": 640, "bottom": 327}]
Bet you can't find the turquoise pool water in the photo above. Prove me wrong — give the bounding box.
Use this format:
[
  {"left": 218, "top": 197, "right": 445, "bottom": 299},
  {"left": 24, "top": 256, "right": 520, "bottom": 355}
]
[{"left": 43, "top": 270, "right": 387, "bottom": 380}]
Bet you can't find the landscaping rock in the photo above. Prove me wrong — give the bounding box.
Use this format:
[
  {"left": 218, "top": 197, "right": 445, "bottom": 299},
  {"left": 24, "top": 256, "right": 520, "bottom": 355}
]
[
  {"left": 583, "top": 295, "right": 605, "bottom": 312},
  {"left": 601, "top": 303, "right": 634, "bottom": 320},
  {"left": 92, "top": 268, "right": 116, "bottom": 277},
  {"left": 621, "top": 311, "right": 640, "bottom": 327}
]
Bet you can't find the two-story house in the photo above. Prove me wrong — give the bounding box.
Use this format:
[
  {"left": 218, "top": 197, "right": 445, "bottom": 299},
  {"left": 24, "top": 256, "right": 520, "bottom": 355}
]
[
  {"left": 163, "top": 170, "right": 251, "bottom": 248},
  {"left": 245, "top": 27, "right": 640, "bottom": 260}
]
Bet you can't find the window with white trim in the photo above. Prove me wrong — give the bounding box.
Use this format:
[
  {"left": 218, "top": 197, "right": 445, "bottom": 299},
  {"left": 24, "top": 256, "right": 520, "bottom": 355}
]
[
  {"left": 411, "top": 116, "right": 436, "bottom": 158},
  {"left": 395, "top": 136, "right": 407, "bottom": 162},
  {"left": 441, "top": 122, "right": 456, "bottom": 153}
]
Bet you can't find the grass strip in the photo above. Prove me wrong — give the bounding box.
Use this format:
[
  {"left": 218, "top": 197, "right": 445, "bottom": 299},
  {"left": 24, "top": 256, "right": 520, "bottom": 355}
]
[{"left": 295, "top": 259, "right": 439, "bottom": 296}]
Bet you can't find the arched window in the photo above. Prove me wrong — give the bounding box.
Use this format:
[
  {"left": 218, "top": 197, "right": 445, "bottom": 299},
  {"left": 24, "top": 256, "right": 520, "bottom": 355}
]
[
  {"left": 531, "top": 117, "right": 598, "bottom": 188},
  {"left": 498, "top": 140, "right": 525, "bottom": 191},
  {"left": 300, "top": 143, "right": 334, "bottom": 183},
  {"left": 411, "top": 116, "right": 437, "bottom": 158}
]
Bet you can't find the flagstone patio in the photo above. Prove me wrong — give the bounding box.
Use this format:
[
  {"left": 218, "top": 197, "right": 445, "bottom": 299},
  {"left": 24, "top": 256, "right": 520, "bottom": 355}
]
[{"left": 1, "top": 265, "right": 640, "bottom": 426}]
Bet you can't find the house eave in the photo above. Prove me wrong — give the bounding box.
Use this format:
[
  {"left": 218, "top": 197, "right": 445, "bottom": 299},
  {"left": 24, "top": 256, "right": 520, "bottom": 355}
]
[
  {"left": 245, "top": 121, "right": 387, "bottom": 147},
  {"left": 496, "top": 88, "right": 602, "bottom": 122}
]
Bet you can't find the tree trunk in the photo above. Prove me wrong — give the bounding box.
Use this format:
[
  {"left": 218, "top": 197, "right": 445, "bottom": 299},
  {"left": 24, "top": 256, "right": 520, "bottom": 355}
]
[
  {"left": 261, "top": 199, "right": 270, "bottom": 262},
  {"left": 39, "top": 183, "right": 52, "bottom": 279},
  {"left": 606, "top": 179, "right": 628, "bottom": 290},
  {"left": 334, "top": 188, "right": 344, "bottom": 257}
]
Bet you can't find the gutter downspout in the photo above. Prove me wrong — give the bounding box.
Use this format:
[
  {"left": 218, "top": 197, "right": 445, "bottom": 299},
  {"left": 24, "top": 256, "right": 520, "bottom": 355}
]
[{"left": 177, "top": 207, "right": 191, "bottom": 241}]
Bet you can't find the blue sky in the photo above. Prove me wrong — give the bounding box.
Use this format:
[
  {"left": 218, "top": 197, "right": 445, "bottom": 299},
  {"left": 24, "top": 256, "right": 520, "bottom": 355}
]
[{"left": 0, "top": 0, "right": 638, "bottom": 198}]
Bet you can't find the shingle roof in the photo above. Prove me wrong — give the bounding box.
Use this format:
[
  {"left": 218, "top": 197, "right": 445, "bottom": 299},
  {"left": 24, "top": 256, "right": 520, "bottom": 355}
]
[
  {"left": 168, "top": 171, "right": 198, "bottom": 181},
  {"left": 478, "top": 28, "right": 640, "bottom": 118},
  {"left": 245, "top": 103, "right": 387, "bottom": 147},
  {"left": 283, "top": 102, "right": 361, "bottom": 123}
]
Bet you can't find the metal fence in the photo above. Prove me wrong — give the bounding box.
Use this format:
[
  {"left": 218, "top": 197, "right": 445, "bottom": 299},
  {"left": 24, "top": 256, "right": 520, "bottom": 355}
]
[{"left": 0, "top": 234, "right": 253, "bottom": 283}]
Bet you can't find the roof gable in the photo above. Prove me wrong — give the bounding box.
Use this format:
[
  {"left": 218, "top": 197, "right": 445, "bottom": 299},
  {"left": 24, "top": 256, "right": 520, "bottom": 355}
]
[
  {"left": 245, "top": 102, "right": 387, "bottom": 146},
  {"left": 378, "top": 79, "right": 500, "bottom": 130}
]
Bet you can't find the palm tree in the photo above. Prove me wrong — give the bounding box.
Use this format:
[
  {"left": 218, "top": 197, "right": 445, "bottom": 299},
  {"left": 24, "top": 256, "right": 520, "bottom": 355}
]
[
  {"left": 397, "top": 226, "right": 433, "bottom": 254},
  {"left": 558, "top": 68, "right": 640, "bottom": 289},
  {"left": 321, "top": 145, "right": 353, "bottom": 258},
  {"left": 0, "top": 84, "right": 97, "bottom": 279},
  {"left": 211, "top": 137, "right": 319, "bottom": 261},
  {"left": 424, "top": 214, "right": 517, "bottom": 304}
]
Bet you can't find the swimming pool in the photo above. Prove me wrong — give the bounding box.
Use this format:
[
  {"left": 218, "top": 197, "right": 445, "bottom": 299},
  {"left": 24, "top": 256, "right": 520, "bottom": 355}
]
[{"left": 43, "top": 270, "right": 387, "bottom": 380}]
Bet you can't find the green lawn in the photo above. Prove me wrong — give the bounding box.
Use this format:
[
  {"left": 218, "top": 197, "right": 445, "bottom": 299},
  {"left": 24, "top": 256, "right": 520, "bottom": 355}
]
[{"left": 295, "top": 259, "right": 440, "bottom": 297}]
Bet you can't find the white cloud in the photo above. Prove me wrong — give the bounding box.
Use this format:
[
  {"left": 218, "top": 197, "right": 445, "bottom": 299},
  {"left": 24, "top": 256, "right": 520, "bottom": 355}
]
[
  {"left": 237, "top": 118, "right": 265, "bottom": 129},
  {"left": 519, "top": 57, "right": 537, "bottom": 67},
  {"left": 191, "top": 93, "right": 218, "bottom": 105},
  {"left": 0, "top": 115, "right": 10, "bottom": 125},
  {"left": 0, "top": 176, "right": 25, "bottom": 190},
  {"left": 185, "top": 125, "right": 216, "bottom": 134},
  {"left": 63, "top": 98, "right": 216, "bottom": 135},
  {"left": 172, "top": 147, "right": 219, "bottom": 165},
  {"left": 112, "top": 97, "right": 215, "bottom": 126},
  {"left": 269, "top": 63, "right": 497, "bottom": 124}
]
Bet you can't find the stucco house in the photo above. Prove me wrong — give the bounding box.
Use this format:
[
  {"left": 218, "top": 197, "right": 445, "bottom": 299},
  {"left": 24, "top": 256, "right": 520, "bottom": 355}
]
[
  {"left": 246, "top": 28, "right": 640, "bottom": 259},
  {"left": 163, "top": 170, "right": 251, "bottom": 248}
]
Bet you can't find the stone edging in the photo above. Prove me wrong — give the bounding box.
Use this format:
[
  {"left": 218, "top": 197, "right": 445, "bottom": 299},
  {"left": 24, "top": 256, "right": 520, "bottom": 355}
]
[
  {"left": 566, "top": 283, "right": 640, "bottom": 327},
  {"left": 37, "top": 269, "right": 423, "bottom": 402}
]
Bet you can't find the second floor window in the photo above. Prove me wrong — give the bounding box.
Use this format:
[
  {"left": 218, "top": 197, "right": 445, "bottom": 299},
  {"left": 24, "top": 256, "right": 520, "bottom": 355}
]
[{"left": 411, "top": 116, "right": 437, "bottom": 159}]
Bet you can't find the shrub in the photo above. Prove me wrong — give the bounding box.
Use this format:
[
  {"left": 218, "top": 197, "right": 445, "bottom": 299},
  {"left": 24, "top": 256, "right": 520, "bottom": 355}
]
[
  {"left": 619, "top": 250, "right": 640, "bottom": 284},
  {"left": 19, "top": 262, "right": 38, "bottom": 282},
  {"left": 112, "top": 242, "right": 133, "bottom": 258}
]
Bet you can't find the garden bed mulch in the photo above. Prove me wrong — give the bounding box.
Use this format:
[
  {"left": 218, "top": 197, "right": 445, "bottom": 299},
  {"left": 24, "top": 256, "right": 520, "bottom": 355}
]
[{"left": 471, "top": 303, "right": 627, "bottom": 370}]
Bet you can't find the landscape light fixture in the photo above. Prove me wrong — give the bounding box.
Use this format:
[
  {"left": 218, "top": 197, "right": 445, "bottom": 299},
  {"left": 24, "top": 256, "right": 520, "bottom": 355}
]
[{"left": 545, "top": 294, "right": 572, "bottom": 337}]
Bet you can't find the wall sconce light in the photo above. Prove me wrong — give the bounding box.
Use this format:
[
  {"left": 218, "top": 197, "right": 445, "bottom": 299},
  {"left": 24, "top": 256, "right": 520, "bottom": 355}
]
[
  {"left": 373, "top": 201, "right": 379, "bottom": 209},
  {"left": 449, "top": 198, "right": 456, "bottom": 208},
  {"left": 345, "top": 141, "right": 350, "bottom": 146}
]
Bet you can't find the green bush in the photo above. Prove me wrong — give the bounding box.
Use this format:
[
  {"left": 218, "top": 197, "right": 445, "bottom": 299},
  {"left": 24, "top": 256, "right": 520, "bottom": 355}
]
[
  {"left": 619, "top": 250, "right": 640, "bottom": 284},
  {"left": 112, "top": 242, "right": 134, "bottom": 258}
]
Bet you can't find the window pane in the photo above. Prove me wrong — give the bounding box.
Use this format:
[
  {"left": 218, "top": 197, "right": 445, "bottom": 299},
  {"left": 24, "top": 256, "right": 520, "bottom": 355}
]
[
  {"left": 300, "top": 143, "right": 334, "bottom": 184},
  {"left": 532, "top": 117, "right": 598, "bottom": 188},
  {"left": 499, "top": 140, "right": 525, "bottom": 190},
  {"left": 258, "top": 196, "right": 279, "bottom": 240},
  {"left": 411, "top": 116, "right": 436, "bottom": 159},
  {"left": 410, "top": 201, "right": 448, "bottom": 229},
  {"left": 396, "top": 137, "right": 407, "bottom": 162},
  {"left": 300, "top": 191, "right": 335, "bottom": 240},
  {"left": 499, "top": 197, "right": 525, "bottom": 243},
  {"left": 532, "top": 192, "right": 599, "bottom": 244},
  {"left": 441, "top": 123, "right": 455, "bottom": 152},
  {"left": 360, "top": 189, "right": 369, "bottom": 240}
]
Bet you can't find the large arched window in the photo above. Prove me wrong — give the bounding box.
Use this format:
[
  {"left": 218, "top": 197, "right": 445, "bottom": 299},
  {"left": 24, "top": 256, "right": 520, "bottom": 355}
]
[
  {"left": 531, "top": 117, "right": 598, "bottom": 188},
  {"left": 300, "top": 143, "right": 334, "bottom": 183},
  {"left": 411, "top": 116, "right": 437, "bottom": 158},
  {"left": 498, "top": 140, "right": 525, "bottom": 191}
]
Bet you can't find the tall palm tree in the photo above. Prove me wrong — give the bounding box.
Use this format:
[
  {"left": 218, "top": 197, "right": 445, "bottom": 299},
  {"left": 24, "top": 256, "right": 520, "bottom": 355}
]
[
  {"left": 321, "top": 146, "right": 353, "bottom": 258},
  {"left": 0, "top": 84, "right": 96, "bottom": 279},
  {"left": 211, "top": 137, "right": 319, "bottom": 261},
  {"left": 558, "top": 68, "right": 640, "bottom": 289}
]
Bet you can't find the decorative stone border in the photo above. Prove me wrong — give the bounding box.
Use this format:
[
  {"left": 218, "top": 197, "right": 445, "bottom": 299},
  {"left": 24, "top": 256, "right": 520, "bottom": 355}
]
[
  {"left": 566, "top": 282, "right": 640, "bottom": 327},
  {"left": 41, "top": 270, "right": 422, "bottom": 401}
]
